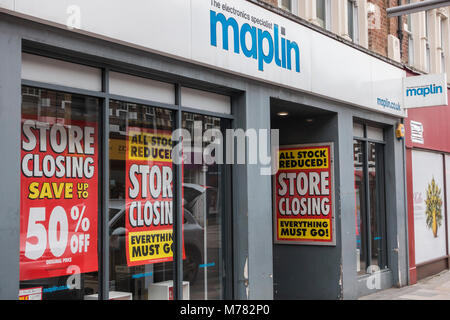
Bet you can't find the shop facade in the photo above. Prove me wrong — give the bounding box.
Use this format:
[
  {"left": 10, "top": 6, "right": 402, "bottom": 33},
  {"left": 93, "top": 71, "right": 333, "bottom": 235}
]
[{"left": 0, "top": 0, "right": 409, "bottom": 300}]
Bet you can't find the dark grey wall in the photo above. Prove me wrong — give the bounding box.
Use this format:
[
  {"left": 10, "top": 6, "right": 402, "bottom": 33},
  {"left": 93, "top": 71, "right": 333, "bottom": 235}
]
[
  {"left": 271, "top": 113, "right": 342, "bottom": 300},
  {"left": 231, "top": 92, "right": 250, "bottom": 300},
  {"left": 0, "top": 20, "right": 21, "bottom": 299},
  {"left": 336, "top": 110, "right": 358, "bottom": 299},
  {"left": 244, "top": 87, "right": 274, "bottom": 299}
]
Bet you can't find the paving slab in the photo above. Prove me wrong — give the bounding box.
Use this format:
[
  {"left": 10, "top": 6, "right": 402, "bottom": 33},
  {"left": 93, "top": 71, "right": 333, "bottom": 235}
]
[{"left": 359, "top": 270, "right": 450, "bottom": 300}]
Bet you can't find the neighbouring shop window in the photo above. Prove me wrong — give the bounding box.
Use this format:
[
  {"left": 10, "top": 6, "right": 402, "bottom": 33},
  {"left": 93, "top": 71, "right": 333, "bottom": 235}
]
[
  {"left": 20, "top": 86, "right": 101, "bottom": 300},
  {"left": 412, "top": 150, "right": 447, "bottom": 264},
  {"left": 353, "top": 123, "right": 387, "bottom": 276}
]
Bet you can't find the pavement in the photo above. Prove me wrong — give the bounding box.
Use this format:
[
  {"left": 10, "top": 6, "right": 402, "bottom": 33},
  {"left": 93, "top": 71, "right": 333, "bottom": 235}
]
[{"left": 359, "top": 270, "right": 450, "bottom": 300}]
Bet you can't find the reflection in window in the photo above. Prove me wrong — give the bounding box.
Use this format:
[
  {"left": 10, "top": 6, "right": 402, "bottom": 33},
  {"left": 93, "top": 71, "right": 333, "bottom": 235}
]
[{"left": 109, "top": 100, "right": 175, "bottom": 300}]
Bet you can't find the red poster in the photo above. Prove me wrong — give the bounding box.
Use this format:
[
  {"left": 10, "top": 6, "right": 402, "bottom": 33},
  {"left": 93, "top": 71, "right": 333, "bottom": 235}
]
[
  {"left": 20, "top": 117, "right": 98, "bottom": 281},
  {"left": 125, "top": 127, "right": 184, "bottom": 266},
  {"left": 273, "top": 143, "right": 335, "bottom": 246}
]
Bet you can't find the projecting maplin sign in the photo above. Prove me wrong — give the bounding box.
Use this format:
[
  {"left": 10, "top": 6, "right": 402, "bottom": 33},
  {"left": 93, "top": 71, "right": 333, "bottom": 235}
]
[{"left": 403, "top": 73, "right": 448, "bottom": 109}]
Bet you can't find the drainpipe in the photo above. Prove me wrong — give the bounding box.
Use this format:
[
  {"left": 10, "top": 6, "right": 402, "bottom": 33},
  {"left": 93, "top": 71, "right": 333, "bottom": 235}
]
[{"left": 401, "top": 118, "right": 410, "bottom": 286}]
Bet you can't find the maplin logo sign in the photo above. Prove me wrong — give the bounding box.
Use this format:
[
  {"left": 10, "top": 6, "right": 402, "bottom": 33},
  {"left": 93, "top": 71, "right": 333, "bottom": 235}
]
[
  {"left": 403, "top": 73, "right": 447, "bottom": 109},
  {"left": 406, "top": 83, "right": 443, "bottom": 98},
  {"left": 209, "top": 10, "right": 300, "bottom": 73}
]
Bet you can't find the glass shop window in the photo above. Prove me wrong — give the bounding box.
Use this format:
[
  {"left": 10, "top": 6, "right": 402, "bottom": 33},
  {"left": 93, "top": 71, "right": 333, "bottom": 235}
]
[
  {"left": 19, "top": 86, "right": 101, "bottom": 300},
  {"left": 181, "top": 112, "right": 227, "bottom": 300},
  {"left": 109, "top": 100, "right": 175, "bottom": 300},
  {"left": 108, "top": 100, "right": 230, "bottom": 300},
  {"left": 353, "top": 123, "right": 387, "bottom": 276}
]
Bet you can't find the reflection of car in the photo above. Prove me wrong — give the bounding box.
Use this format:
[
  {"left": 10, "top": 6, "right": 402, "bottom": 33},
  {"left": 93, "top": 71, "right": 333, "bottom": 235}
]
[
  {"left": 183, "top": 183, "right": 219, "bottom": 223},
  {"left": 109, "top": 184, "right": 205, "bottom": 286}
]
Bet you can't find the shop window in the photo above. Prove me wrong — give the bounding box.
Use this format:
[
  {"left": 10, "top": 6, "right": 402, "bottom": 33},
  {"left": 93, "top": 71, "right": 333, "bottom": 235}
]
[
  {"left": 20, "top": 86, "right": 101, "bottom": 299},
  {"left": 439, "top": 16, "right": 446, "bottom": 73},
  {"left": 108, "top": 100, "right": 175, "bottom": 300},
  {"left": 19, "top": 54, "right": 232, "bottom": 300},
  {"left": 108, "top": 100, "right": 231, "bottom": 300},
  {"left": 353, "top": 123, "right": 387, "bottom": 276},
  {"left": 412, "top": 150, "right": 447, "bottom": 264},
  {"left": 181, "top": 113, "right": 228, "bottom": 300}
]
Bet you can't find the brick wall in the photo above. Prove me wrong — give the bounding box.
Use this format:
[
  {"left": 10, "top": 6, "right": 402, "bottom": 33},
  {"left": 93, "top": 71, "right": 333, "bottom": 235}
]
[
  {"left": 262, "top": 0, "right": 278, "bottom": 6},
  {"left": 368, "top": 0, "right": 409, "bottom": 64}
]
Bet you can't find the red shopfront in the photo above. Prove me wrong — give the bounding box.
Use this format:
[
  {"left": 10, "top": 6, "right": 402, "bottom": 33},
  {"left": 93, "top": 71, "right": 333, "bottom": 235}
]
[{"left": 405, "top": 70, "right": 450, "bottom": 284}]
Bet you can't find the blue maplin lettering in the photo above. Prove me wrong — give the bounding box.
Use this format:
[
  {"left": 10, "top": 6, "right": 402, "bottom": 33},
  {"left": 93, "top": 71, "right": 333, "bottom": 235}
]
[
  {"left": 406, "top": 84, "right": 443, "bottom": 98},
  {"left": 377, "top": 97, "right": 401, "bottom": 111},
  {"left": 210, "top": 10, "right": 300, "bottom": 73}
]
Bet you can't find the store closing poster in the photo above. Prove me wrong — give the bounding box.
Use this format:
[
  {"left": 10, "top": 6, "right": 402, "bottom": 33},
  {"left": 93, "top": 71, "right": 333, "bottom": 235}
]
[
  {"left": 125, "top": 127, "right": 184, "bottom": 266},
  {"left": 274, "top": 143, "right": 335, "bottom": 246},
  {"left": 20, "top": 117, "right": 98, "bottom": 281}
]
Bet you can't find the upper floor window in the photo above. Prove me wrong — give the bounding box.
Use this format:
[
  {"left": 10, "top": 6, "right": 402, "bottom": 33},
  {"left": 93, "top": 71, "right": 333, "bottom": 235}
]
[
  {"left": 316, "top": 0, "right": 331, "bottom": 30},
  {"left": 353, "top": 123, "right": 388, "bottom": 276},
  {"left": 425, "top": 11, "right": 431, "bottom": 73},
  {"left": 279, "top": 0, "right": 298, "bottom": 13},
  {"left": 348, "top": 0, "right": 359, "bottom": 43},
  {"left": 439, "top": 15, "right": 446, "bottom": 73},
  {"left": 405, "top": 1, "right": 414, "bottom": 66}
]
